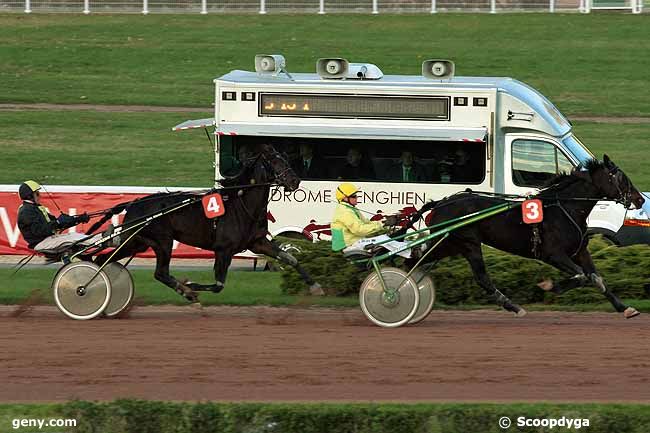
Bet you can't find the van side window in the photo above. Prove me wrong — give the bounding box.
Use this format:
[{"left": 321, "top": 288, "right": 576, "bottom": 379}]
[
  {"left": 512, "top": 139, "right": 574, "bottom": 188},
  {"left": 219, "top": 135, "right": 486, "bottom": 185}
]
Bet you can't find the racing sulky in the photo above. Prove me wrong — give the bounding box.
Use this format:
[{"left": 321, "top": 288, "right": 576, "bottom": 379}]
[
  {"left": 87, "top": 142, "right": 322, "bottom": 303},
  {"left": 401, "top": 155, "right": 644, "bottom": 319}
]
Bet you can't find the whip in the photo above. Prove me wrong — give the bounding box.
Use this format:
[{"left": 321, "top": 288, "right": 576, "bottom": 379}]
[{"left": 39, "top": 183, "right": 64, "bottom": 214}]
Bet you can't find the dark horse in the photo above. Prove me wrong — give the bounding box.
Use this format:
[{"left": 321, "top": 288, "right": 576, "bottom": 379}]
[
  {"left": 88, "top": 142, "right": 322, "bottom": 302},
  {"left": 402, "top": 155, "right": 645, "bottom": 318}
]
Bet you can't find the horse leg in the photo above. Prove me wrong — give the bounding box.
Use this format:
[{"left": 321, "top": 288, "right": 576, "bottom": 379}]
[
  {"left": 212, "top": 251, "right": 232, "bottom": 293},
  {"left": 180, "top": 251, "right": 225, "bottom": 294},
  {"left": 148, "top": 238, "right": 198, "bottom": 303},
  {"left": 572, "top": 247, "right": 639, "bottom": 318},
  {"left": 249, "top": 238, "right": 324, "bottom": 296},
  {"left": 182, "top": 251, "right": 233, "bottom": 294},
  {"left": 462, "top": 246, "right": 527, "bottom": 317},
  {"left": 538, "top": 253, "right": 589, "bottom": 294}
]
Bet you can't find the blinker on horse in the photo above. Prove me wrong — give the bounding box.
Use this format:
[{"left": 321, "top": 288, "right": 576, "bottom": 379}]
[
  {"left": 90, "top": 142, "right": 321, "bottom": 302},
  {"left": 403, "top": 154, "right": 644, "bottom": 319}
]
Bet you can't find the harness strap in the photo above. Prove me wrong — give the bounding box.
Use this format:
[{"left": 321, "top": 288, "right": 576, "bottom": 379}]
[
  {"left": 531, "top": 224, "right": 542, "bottom": 259},
  {"left": 236, "top": 183, "right": 278, "bottom": 226},
  {"left": 238, "top": 192, "right": 259, "bottom": 222}
]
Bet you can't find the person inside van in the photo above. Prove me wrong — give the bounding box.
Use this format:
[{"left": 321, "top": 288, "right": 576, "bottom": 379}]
[
  {"left": 449, "top": 147, "right": 482, "bottom": 183},
  {"left": 291, "top": 142, "right": 326, "bottom": 180},
  {"left": 336, "top": 146, "right": 375, "bottom": 181},
  {"left": 389, "top": 150, "right": 426, "bottom": 183},
  {"left": 330, "top": 182, "right": 418, "bottom": 258}
]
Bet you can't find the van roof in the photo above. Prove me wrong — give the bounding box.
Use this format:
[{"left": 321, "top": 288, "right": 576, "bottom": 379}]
[
  {"left": 216, "top": 70, "right": 572, "bottom": 137},
  {"left": 217, "top": 70, "right": 514, "bottom": 88}
]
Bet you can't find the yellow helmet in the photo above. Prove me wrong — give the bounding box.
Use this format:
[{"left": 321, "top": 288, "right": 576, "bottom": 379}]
[{"left": 336, "top": 182, "right": 359, "bottom": 202}]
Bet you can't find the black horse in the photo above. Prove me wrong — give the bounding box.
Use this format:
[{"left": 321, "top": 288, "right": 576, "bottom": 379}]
[
  {"left": 402, "top": 155, "right": 645, "bottom": 318},
  {"left": 89, "top": 142, "right": 322, "bottom": 302}
]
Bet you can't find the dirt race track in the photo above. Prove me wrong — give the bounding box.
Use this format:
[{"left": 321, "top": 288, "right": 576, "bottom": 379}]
[{"left": 1, "top": 305, "right": 649, "bottom": 403}]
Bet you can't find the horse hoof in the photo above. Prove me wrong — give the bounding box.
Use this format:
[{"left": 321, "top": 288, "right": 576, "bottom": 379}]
[
  {"left": 190, "top": 302, "right": 203, "bottom": 310},
  {"left": 624, "top": 307, "right": 640, "bottom": 319},
  {"left": 309, "top": 283, "right": 325, "bottom": 296},
  {"left": 183, "top": 291, "right": 199, "bottom": 303},
  {"left": 515, "top": 308, "right": 528, "bottom": 318},
  {"left": 537, "top": 279, "right": 554, "bottom": 291}
]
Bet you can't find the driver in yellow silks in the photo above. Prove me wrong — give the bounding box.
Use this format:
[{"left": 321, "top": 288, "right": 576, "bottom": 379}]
[{"left": 330, "top": 182, "right": 414, "bottom": 258}]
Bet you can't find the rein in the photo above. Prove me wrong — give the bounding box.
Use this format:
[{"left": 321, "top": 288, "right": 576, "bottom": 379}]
[
  {"left": 84, "top": 190, "right": 201, "bottom": 218},
  {"left": 83, "top": 183, "right": 273, "bottom": 220}
]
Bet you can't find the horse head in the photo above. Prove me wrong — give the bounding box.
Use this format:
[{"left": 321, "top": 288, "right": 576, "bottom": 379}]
[
  {"left": 586, "top": 155, "right": 644, "bottom": 209},
  {"left": 237, "top": 142, "right": 300, "bottom": 191}
]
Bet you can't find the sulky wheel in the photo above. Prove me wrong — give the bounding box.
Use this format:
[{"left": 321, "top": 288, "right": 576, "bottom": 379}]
[
  {"left": 408, "top": 269, "right": 436, "bottom": 325},
  {"left": 359, "top": 267, "right": 419, "bottom": 328},
  {"left": 52, "top": 262, "right": 112, "bottom": 320},
  {"left": 102, "top": 262, "right": 135, "bottom": 318}
]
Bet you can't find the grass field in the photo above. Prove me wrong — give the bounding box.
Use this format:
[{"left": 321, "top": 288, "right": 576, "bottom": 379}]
[
  {"left": 1, "top": 14, "right": 649, "bottom": 188},
  {"left": 0, "top": 111, "right": 214, "bottom": 186},
  {"left": 1, "top": 14, "right": 649, "bottom": 117}
]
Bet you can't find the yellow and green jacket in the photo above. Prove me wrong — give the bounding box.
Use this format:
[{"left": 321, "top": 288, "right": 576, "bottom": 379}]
[{"left": 331, "top": 203, "right": 384, "bottom": 251}]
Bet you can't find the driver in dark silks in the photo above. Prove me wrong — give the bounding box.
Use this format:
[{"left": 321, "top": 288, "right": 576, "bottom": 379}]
[{"left": 17, "top": 180, "right": 106, "bottom": 254}]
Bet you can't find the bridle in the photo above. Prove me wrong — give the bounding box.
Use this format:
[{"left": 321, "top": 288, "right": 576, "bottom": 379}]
[
  {"left": 234, "top": 147, "right": 296, "bottom": 225},
  {"left": 239, "top": 147, "right": 294, "bottom": 188},
  {"left": 606, "top": 165, "right": 633, "bottom": 208},
  {"left": 260, "top": 149, "right": 295, "bottom": 187}
]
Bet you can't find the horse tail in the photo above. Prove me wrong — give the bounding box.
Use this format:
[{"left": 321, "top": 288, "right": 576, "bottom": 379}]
[{"left": 85, "top": 201, "right": 130, "bottom": 235}]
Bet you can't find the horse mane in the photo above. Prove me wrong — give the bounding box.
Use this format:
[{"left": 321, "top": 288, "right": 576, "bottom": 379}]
[
  {"left": 583, "top": 158, "right": 605, "bottom": 173},
  {"left": 537, "top": 158, "right": 604, "bottom": 197}
]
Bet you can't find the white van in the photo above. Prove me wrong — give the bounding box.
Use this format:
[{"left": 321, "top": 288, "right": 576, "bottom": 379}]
[{"left": 175, "top": 55, "right": 649, "bottom": 245}]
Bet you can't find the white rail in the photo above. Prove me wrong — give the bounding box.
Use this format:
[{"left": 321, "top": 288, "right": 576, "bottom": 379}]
[{"left": 3, "top": 0, "right": 633, "bottom": 13}]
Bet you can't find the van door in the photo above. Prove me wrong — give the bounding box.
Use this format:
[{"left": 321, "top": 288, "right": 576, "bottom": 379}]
[{"left": 504, "top": 134, "right": 576, "bottom": 196}]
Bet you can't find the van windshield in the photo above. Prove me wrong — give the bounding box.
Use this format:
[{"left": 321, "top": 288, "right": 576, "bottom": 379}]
[{"left": 562, "top": 134, "right": 594, "bottom": 165}]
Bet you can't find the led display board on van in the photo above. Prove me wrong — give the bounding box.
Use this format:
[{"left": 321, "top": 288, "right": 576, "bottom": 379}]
[{"left": 259, "top": 93, "right": 450, "bottom": 120}]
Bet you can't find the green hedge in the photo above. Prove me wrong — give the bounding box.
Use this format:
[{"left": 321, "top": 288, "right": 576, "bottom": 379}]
[
  {"left": 279, "top": 237, "right": 650, "bottom": 306},
  {"left": 2, "top": 400, "right": 649, "bottom": 433}
]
